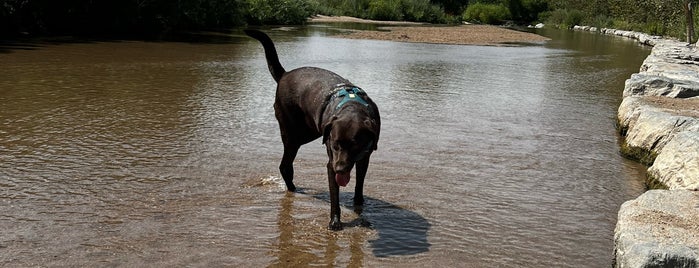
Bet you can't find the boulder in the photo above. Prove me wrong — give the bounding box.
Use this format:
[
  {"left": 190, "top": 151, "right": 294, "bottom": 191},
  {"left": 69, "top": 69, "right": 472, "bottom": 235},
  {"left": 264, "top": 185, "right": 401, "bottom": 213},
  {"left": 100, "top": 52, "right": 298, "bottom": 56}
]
[
  {"left": 619, "top": 100, "right": 699, "bottom": 152},
  {"left": 614, "top": 190, "right": 699, "bottom": 268},
  {"left": 648, "top": 131, "right": 699, "bottom": 190},
  {"left": 624, "top": 73, "right": 699, "bottom": 98}
]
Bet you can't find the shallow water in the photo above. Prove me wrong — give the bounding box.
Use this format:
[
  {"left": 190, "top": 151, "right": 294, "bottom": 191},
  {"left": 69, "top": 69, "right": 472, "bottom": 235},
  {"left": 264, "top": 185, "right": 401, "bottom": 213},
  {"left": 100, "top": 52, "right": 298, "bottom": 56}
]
[{"left": 1, "top": 26, "right": 650, "bottom": 267}]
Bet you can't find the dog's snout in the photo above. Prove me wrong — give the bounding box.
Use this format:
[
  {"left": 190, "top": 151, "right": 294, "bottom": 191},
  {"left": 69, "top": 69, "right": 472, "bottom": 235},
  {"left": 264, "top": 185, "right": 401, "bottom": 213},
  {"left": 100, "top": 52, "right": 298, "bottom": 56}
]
[{"left": 333, "top": 160, "right": 352, "bottom": 173}]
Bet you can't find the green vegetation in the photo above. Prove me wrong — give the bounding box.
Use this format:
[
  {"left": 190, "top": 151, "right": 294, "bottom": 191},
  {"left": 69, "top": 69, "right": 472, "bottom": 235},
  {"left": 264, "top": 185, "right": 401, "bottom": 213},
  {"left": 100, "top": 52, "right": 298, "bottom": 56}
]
[
  {"left": 463, "top": 3, "right": 511, "bottom": 24},
  {"left": 619, "top": 142, "right": 658, "bottom": 167},
  {"left": 543, "top": 0, "right": 697, "bottom": 40},
  {"left": 0, "top": 0, "right": 249, "bottom": 36},
  {"left": 1, "top": 0, "right": 698, "bottom": 40},
  {"left": 245, "top": 0, "right": 315, "bottom": 25},
  {"left": 316, "top": 0, "right": 449, "bottom": 23},
  {"left": 646, "top": 173, "right": 669, "bottom": 190}
]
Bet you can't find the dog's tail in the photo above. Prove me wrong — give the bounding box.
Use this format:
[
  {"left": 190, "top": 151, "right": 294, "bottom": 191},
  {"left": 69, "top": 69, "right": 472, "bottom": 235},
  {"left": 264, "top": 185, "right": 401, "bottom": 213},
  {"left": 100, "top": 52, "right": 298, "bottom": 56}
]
[{"left": 244, "top": 29, "right": 286, "bottom": 83}]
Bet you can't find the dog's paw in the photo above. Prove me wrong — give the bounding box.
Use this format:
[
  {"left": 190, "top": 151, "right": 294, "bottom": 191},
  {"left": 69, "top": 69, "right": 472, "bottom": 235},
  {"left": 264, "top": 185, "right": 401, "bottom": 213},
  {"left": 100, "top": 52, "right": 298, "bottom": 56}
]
[
  {"left": 328, "top": 219, "right": 343, "bottom": 231},
  {"left": 285, "top": 183, "right": 296, "bottom": 192}
]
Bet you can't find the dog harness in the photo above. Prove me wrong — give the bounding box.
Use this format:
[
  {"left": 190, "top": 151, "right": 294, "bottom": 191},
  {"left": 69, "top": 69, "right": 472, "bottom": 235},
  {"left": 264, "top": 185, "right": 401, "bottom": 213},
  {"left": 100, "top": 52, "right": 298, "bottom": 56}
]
[
  {"left": 334, "top": 85, "right": 370, "bottom": 110},
  {"left": 320, "top": 84, "right": 376, "bottom": 153}
]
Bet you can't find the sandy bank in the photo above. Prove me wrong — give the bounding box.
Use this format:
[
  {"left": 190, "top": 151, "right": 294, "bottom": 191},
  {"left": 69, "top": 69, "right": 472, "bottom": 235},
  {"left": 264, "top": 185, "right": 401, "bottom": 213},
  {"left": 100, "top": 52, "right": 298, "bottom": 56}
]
[
  {"left": 309, "top": 15, "right": 550, "bottom": 46},
  {"left": 309, "top": 15, "right": 425, "bottom": 25}
]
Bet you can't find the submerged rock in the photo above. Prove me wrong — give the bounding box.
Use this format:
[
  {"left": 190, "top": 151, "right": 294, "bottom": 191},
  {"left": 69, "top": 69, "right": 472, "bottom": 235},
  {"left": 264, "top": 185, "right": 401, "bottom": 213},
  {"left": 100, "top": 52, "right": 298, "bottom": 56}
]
[{"left": 614, "top": 190, "right": 699, "bottom": 268}]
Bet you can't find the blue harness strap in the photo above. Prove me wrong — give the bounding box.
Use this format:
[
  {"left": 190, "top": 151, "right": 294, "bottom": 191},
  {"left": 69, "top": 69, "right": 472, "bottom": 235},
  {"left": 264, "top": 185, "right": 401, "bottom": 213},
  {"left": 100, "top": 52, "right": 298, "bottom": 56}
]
[
  {"left": 321, "top": 84, "right": 376, "bottom": 151},
  {"left": 335, "top": 86, "right": 370, "bottom": 110}
]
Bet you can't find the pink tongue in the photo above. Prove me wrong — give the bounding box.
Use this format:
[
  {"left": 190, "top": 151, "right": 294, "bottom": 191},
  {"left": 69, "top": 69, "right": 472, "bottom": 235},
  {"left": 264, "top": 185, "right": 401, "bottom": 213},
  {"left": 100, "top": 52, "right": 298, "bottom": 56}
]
[{"left": 335, "top": 173, "right": 350, "bottom": 187}]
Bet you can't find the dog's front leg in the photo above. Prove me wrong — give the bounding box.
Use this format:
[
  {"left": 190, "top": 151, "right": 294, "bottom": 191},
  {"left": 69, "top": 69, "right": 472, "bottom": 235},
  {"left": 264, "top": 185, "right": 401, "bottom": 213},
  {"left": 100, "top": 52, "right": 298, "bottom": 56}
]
[
  {"left": 353, "top": 154, "right": 370, "bottom": 207},
  {"left": 326, "top": 162, "right": 343, "bottom": 230}
]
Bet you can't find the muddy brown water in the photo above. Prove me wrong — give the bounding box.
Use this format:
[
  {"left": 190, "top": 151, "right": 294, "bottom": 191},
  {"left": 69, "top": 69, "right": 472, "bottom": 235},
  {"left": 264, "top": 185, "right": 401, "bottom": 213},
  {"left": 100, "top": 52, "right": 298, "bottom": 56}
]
[{"left": 1, "top": 26, "right": 650, "bottom": 267}]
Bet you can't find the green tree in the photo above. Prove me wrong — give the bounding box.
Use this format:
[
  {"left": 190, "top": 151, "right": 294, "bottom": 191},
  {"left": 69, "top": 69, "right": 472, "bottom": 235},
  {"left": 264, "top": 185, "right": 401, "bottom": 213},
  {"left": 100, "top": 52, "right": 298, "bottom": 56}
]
[
  {"left": 245, "top": 0, "right": 314, "bottom": 25},
  {"left": 463, "top": 2, "right": 511, "bottom": 24},
  {"left": 431, "top": 0, "right": 469, "bottom": 15}
]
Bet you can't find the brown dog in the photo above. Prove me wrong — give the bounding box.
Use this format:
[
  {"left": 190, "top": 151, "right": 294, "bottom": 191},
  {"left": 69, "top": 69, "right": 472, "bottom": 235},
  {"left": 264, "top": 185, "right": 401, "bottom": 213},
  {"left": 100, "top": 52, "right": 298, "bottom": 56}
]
[{"left": 244, "top": 29, "right": 381, "bottom": 230}]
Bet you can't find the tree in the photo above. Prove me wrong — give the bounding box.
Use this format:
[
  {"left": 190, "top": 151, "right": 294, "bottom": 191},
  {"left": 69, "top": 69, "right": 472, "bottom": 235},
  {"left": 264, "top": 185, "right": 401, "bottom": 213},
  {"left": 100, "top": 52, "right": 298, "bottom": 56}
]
[
  {"left": 686, "top": 0, "right": 695, "bottom": 43},
  {"left": 431, "top": 0, "right": 469, "bottom": 15}
]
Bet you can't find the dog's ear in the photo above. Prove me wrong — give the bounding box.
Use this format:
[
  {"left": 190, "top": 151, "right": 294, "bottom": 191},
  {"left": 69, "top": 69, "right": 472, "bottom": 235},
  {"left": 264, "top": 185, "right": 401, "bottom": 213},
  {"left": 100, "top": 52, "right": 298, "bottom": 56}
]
[
  {"left": 322, "top": 116, "right": 338, "bottom": 145},
  {"left": 322, "top": 124, "right": 332, "bottom": 145}
]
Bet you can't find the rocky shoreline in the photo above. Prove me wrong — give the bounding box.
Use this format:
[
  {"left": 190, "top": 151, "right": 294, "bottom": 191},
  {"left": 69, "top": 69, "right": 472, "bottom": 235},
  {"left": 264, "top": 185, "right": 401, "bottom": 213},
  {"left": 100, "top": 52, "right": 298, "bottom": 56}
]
[{"left": 574, "top": 25, "right": 699, "bottom": 267}]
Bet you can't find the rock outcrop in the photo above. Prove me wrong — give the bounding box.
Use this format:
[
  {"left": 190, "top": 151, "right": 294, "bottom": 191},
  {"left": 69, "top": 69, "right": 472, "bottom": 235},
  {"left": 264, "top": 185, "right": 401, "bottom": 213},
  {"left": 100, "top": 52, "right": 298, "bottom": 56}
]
[
  {"left": 614, "top": 190, "right": 699, "bottom": 268},
  {"left": 616, "top": 37, "right": 699, "bottom": 190},
  {"left": 574, "top": 26, "right": 699, "bottom": 267}
]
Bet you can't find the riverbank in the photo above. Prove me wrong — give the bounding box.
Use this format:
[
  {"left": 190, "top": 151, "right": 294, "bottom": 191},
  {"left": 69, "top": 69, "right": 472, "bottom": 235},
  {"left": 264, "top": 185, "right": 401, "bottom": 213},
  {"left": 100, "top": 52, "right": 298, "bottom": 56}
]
[
  {"left": 308, "top": 15, "right": 550, "bottom": 46},
  {"left": 574, "top": 26, "right": 699, "bottom": 267}
]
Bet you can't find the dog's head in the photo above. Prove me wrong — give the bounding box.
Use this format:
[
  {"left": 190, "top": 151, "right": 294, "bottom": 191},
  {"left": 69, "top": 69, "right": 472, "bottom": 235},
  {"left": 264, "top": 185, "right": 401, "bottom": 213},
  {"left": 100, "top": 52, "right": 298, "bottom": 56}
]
[{"left": 323, "top": 115, "right": 377, "bottom": 178}]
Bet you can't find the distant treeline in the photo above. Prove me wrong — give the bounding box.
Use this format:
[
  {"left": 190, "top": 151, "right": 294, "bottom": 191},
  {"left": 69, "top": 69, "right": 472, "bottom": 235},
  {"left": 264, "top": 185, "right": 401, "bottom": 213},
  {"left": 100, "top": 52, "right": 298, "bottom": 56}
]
[
  {"left": 1, "top": 0, "right": 249, "bottom": 36},
  {"left": 1, "top": 0, "right": 697, "bottom": 39},
  {"left": 544, "top": 0, "right": 696, "bottom": 39}
]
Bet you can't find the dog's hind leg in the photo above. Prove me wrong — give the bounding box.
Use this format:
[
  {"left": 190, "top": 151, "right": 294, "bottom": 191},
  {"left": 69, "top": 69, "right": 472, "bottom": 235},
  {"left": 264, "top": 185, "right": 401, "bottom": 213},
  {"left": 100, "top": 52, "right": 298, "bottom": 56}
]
[{"left": 279, "top": 142, "right": 299, "bottom": 192}]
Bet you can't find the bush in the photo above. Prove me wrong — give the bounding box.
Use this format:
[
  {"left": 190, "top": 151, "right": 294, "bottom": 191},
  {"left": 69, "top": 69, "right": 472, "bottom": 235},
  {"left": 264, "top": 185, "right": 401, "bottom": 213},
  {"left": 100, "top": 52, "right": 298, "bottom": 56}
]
[
  {"left": 400, "top": 0, "right": 445, "bottom": 23},
  {"left": 589, "top": 14, "right": 613, "bottom": 29},
  {"left": 313, "top": 0, "right": 446, "bottom": 23},
  {"left": 541, "top": 8, "right": 583, "bottom": 29},
  {"left": 563, "top": 9, "right": 584, "bottom": 28},
  {"left": 368, "top": 0, "right": 403, "bottom": 21},
  {"left": 245, "top": 0, "right": 314, "bottom": 25},
  {"left": 462, "top": 3, "right": 511, "bottom": 25},
  {"left": 520, "top": 0, "right": 548, "bottom": 23},
  {"left": 610, "top": 19, "right": 639, "bottom": 31}
]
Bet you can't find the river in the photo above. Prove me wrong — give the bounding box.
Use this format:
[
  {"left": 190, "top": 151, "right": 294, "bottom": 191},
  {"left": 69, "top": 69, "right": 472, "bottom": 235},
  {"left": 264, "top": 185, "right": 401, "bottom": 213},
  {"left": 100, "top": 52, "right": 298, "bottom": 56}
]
[{"left": 0, "top": 26, "right": 650, "bottom": 267}]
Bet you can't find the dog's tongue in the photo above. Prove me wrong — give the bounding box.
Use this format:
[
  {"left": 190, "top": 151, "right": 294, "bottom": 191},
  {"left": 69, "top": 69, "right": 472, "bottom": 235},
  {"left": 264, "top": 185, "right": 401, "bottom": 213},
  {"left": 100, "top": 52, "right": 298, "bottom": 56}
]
[{"left": 335, "top": 173, "right": 350, "bottom": 187}]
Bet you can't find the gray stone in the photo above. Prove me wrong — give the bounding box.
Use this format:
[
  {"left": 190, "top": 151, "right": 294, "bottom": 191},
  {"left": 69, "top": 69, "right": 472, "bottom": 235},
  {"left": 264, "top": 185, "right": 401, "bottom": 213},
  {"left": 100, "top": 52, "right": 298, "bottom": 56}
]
[
  {"left": 648, "top": 131, "right": 699, "bottom": 190},
  {"left": 614, "top": 190, "right": 699, "bottom": 268},
  {"left": 619, "top": 101, "right": 699, "bottom": 158},
  {"left": 624, "top": 73, "right": 699, "bottom": 98}
]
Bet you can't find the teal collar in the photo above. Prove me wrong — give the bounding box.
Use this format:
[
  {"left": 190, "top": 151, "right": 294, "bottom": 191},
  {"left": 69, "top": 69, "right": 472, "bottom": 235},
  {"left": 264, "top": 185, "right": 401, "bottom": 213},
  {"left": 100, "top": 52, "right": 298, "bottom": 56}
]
[{"left": 335, "top": 86, "right": 369, "bottom": 110}]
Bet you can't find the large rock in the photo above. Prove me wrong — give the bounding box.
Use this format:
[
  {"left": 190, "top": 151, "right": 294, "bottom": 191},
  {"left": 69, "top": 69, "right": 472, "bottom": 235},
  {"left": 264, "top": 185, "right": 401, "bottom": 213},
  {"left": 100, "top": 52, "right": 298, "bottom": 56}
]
[
  {"left": 648, "top": 131, "right": 699, "bottom": 190},
  {"left": 618, "top": 97, "right": 699, "bottom": 167},
  {"left": 624, "top": 73, "right": 699, "bottom": 98},
  {"left": 614, "top": 190, "right": 699, "bottom": 268}
]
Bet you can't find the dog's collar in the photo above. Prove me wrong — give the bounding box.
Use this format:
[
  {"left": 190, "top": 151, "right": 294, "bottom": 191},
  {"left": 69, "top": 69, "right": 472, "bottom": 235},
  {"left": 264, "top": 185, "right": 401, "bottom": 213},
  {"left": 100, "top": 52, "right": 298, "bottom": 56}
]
[{"left": 333, "top": 84, "right": 369, "bottom": 110}]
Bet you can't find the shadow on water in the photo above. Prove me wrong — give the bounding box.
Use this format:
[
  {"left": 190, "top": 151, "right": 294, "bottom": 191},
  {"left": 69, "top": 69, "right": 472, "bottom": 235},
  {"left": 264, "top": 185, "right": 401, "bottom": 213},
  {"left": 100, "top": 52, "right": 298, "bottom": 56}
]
[
  {"left": 313, "top": 192, "right": 432, "bottom": 258},
  {"left": 270, "top": 189, "right": 430, "bottom": 266}
]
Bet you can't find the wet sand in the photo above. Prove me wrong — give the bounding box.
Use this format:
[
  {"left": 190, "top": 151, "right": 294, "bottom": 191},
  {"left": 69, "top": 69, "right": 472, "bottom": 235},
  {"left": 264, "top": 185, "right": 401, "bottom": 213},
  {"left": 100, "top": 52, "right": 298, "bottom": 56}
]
[{"left": 309, "top": 15, "right": 550, "bottom": 46}]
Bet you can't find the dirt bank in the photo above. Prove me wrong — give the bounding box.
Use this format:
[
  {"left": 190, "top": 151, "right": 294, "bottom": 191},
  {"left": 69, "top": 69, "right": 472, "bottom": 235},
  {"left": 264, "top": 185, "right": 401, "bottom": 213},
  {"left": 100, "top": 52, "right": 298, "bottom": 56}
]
[
  {"left": 308, "top": 15, "right": 550, "bottom": 46},
  {"left": 309, "top": 15, "right": 425, "bottom": 25}
]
